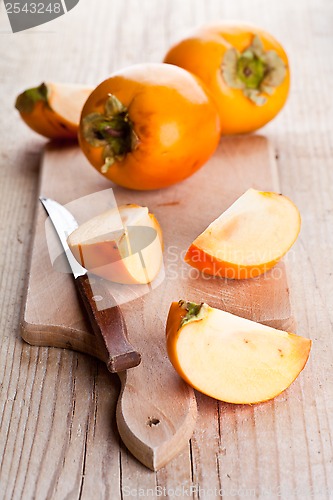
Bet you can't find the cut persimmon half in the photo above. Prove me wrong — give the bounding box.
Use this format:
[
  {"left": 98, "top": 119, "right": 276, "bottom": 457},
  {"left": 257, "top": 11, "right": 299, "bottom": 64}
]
[
  {"left": 185, "top": 188, "right": 301, "bottom": 279},
  {"left": 166, "top": 301, "right": 311, "bottom": 404},
  {"left": 67, "top": 204, "right": 163, "bottom": 285},
  {"left": 15, "top": 82, "right": 92, "bottom": 139}
]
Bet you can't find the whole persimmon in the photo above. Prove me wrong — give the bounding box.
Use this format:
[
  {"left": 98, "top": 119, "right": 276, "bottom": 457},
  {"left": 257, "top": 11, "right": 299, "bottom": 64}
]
[
  {"left": 79, "top": 63, "right": 221, "bottom": 190},
  {"left": 164, "top": 23, "right": 290, "bottom": 135}
]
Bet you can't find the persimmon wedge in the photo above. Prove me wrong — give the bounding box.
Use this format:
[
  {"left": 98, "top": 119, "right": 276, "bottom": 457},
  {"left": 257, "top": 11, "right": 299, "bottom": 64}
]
[
  {"left": 166, "top": 301, "right": 311, "bottom": 404},
  {"left": 15, "top": 82, "right": 92, "bottom": 139},
  {"left": 67, "top": 204, "right": 163, "bottom": 285},
  {"left": 185, "top": 188, "right": 301, "bottom": 279}
]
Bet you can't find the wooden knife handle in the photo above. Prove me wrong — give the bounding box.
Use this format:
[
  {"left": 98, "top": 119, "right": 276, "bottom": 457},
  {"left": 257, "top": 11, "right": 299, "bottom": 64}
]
[{"left": 75, "top": 274, "right": 141, "bottom": 373}]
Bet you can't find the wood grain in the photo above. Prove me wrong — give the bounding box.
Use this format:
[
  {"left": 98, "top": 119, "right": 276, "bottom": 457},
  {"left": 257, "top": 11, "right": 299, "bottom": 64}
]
[{"left": 0, "top": 0, "right": 332, "bottom": 498}]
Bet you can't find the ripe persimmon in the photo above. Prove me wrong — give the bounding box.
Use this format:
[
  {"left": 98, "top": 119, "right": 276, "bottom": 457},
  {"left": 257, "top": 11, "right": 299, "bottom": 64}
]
[
  {"left": 79, "top": 63, "right": 221, "bottom": 190},
  {"left": 164, "top": 23, "right": 290, "bottom": 135}
]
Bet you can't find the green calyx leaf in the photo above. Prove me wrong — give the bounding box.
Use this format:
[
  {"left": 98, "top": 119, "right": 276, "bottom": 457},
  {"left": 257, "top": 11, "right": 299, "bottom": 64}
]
[
  {"left": 82, "top": 94, "right": 139, "bottom": 173},
  {"left": 15, "top": 82, "right": 49, "bottom": 114},
  {"left": 179, "top": 300, "right": 208, "bottom": 328},
  {"left": 237, "top": 51, "right": 265, "bottom": 89},
  {"left": 221, "top": 35, "right": 287, "bottom": 106}
]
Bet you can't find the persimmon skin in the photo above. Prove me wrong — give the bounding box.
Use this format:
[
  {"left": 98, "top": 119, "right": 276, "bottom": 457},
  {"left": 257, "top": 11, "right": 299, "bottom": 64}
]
[
  {"left": 166, "top": 303, "right": 190, "bottom": 383},
  {"left": 79, "top": 63, "right": 221, "bottom": 191},
  {"left": 18, "top": 99, "right": 79, "bottom": 139},
  {"left": 185, "top": 244, "right": 279, "bottom": 280},
  {"left": 164, "top": 23, "right": 290, "bottom": 135}
]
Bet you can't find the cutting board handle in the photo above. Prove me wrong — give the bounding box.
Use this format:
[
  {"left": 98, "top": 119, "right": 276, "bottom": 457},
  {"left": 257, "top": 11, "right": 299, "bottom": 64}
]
[
  {"left": 116, "top": 370, "right": 198, "bottom": 471},
  {"left": 75, "top": 275, "right": 141, "bottom": 372}
]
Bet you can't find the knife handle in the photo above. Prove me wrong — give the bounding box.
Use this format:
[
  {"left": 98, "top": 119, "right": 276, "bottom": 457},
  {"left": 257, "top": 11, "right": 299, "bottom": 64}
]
[{"left": 75, "top": 274, "right": 141, "bottom": 373}]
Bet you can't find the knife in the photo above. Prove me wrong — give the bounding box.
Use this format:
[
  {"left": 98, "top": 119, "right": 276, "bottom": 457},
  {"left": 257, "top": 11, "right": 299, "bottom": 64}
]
[{"left": 39, "top": 196, "right": 141, "bottom": 373}]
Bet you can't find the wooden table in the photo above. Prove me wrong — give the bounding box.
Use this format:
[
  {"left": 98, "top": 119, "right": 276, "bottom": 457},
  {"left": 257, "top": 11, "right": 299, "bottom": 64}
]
[{"left": 0, "top": 0, "right": 332, "bottom": 498}]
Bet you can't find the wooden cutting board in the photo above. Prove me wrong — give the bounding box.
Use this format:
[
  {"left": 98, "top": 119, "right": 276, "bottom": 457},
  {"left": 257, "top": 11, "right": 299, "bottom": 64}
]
[{"left": 21, "top": 135, "right": 295, "bottom": 471}]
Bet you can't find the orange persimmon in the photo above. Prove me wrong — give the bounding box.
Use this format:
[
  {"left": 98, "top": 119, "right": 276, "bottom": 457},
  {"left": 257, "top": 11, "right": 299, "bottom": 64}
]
[
  {"left": 164, "top": 22, "right": 290, "bottom": 135},
  {"left": 15, "top": 82, "right": 92, "bottom": 139},
  {"left": 78, "top": 63, "right": 221, "bottom": 190}
]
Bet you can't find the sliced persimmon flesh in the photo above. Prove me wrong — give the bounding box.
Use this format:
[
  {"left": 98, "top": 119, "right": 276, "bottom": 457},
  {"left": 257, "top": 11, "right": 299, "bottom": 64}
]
[
  {"left": 166, "top": 301, "right": 311, "bottom": 404},
  {"left": 67, "top": 204, "right": 163, "bottom": 285},
  {"left": 48, "top": 83, "right": 92, "bottom": 127},
  {"left": 185, "top": 188, "right": 301, "bottom": 279}
]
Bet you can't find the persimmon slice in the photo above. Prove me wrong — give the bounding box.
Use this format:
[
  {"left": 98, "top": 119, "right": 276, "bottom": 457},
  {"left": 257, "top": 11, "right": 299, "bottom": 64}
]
[
  {"left": 166, "top": 301, "right": 311, "bottom": 404},
  {"left": 15, "top": 82, "right": 92, "bottom": 139},
  {"left": 67, "top": 204, "right": 163, "bottom": 285},
  {"left": 185, "top": 188, "right": 301, "bottom": 279}
]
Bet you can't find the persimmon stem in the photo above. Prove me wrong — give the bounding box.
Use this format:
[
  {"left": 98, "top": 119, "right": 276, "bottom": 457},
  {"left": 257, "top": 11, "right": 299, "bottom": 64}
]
[
  {"left": 237, "top": 52, "right": 265, "bottom": 89},
  {"left": 222, "top": 35, "right": 287, "bottom": 106},
  {"left": 179, "top": 300, "right": 208, "bottom": 327},
  {"left": 82, "top": 94, "right": 138, "bottom": 173},
  {"left": 15, "top": 83, "right": 48, "bottom": 114}
]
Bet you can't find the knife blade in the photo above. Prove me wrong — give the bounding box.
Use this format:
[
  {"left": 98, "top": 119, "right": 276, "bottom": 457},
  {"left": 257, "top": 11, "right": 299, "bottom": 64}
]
[{"left": 39, "top": 196, "right": 141, "bottom": 373}]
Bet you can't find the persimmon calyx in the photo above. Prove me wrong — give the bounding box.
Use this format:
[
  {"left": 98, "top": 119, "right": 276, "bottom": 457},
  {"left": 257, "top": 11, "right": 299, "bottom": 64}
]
[
  {"left": 15, "top": 82, "right": 49, "bottom": 114},
  {"left": 179, "top": 300, "right": 208, "bottom": 327},
  {"left": 222, "top": 35, "right": 287, "bottom": 105},
  {"left": 82, "top": 94, "right": 139, "bottom": 173}
]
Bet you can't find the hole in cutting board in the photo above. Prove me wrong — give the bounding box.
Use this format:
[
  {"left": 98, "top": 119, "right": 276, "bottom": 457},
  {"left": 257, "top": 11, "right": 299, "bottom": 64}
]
[{"left": 147, "top": 417, "right": 160, "bottom": 427}]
